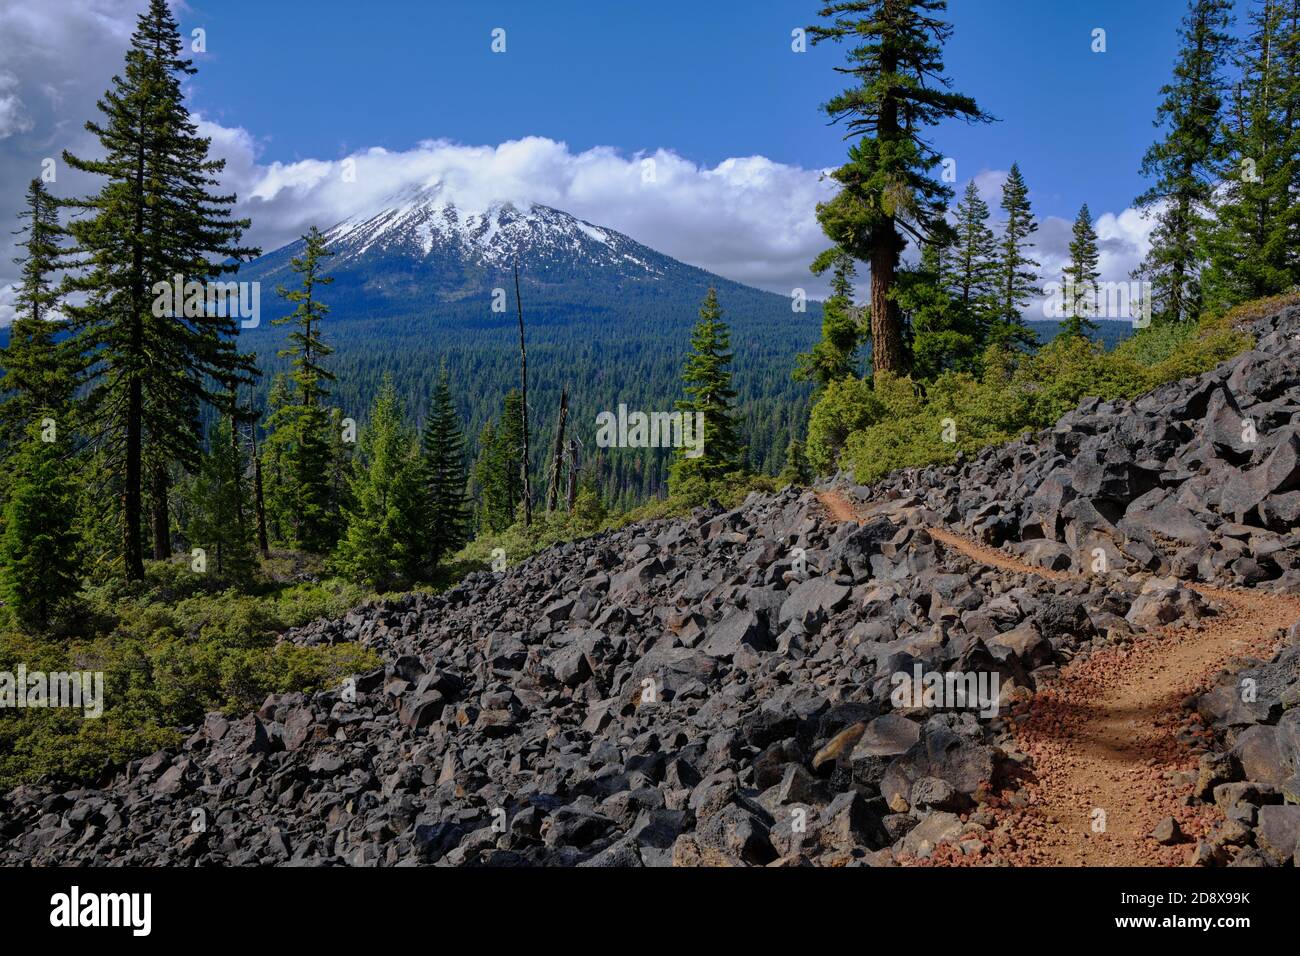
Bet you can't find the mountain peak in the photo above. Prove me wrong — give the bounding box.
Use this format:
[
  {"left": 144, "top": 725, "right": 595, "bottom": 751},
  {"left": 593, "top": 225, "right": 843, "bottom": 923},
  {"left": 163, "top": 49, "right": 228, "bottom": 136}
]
[{"left": 318, "top": 183, "right": 648, "bottom": 275}]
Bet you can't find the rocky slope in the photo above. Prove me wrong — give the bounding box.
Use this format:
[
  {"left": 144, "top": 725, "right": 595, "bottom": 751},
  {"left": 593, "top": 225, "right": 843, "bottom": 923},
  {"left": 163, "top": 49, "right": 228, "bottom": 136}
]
[
  {"left": 850, "top": 305, "right": 1300, "bottom": 593},
  {"left": 3, "top": 305, "right": 1300, "bottom": 867}
]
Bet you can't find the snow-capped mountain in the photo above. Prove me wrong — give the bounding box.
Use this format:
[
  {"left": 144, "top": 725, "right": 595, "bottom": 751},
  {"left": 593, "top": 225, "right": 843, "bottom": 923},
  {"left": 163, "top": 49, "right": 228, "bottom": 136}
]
[
  {"left": 319, "top": 184, "right": 664, "bottom": 279},
  {"left": 238, "top": 182, "right": 764, "bottom": 319}
]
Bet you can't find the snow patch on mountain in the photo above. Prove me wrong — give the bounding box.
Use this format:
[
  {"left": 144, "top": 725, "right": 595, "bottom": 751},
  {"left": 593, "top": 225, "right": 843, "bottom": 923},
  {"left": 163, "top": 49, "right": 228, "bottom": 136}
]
[{"left": 320, "top": 182, "right": 659, "bottom": 276}]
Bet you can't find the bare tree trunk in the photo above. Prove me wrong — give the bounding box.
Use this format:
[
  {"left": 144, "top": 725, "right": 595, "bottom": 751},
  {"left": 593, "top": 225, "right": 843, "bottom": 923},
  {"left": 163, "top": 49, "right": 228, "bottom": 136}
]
[
  {"left": 250, "top": 424, "right": 270, "bottom": 557},
  {"left": 546, "top": 386, "right": 568, "bottom": 512},
  {"left": 124, "top": 141, "right": 146, "bottom": 581},
  {"left": 566, "top": 438, "right": 580, "bottom": 512},
  {"left": 869, "top": 228, "right": 907, "bottom": 376},
  {"left": 869, "top": 29, "right": 908, "bottom": 378},
  {"left": 515, "top": 262, "right": 532, "bottom": 527},
  {"left": 150, "top": 465, "right": 171, "bottom": 560}
]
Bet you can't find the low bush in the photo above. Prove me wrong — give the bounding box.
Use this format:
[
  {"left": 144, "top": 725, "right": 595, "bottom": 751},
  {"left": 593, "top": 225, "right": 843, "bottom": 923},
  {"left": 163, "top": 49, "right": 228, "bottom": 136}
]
[
  {"left": 831, "top": 303, "right": 1265, "bottom": 486},
  {"left": 0, "top": 568, "right": 379, "bottom": 790}
]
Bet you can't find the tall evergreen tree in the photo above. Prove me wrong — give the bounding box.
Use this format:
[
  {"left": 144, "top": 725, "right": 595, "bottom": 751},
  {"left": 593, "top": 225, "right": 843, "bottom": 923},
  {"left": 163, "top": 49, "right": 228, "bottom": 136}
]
[
  {"left": 1060, "top": 203, "right": 1102, "bottom": 339},
  {"left": 188, "top": 417, "right": 256, "bottom": 583},
  {"left": 0, "top": 179, "right": 76, "bottom": 453},
  {"left": 267, "top": 226, "right": 338, "bottom": 552},
  {"left": 900, "top": 236, "right": 980, "bottom": 379},
  {"left": 0, "top": 180, "right": 82, "bottom": 630},
  {"left": 0, "top": 422, "right": 81, "bottom": 633},
  {"left": 334, "top": 376, "right": 425, "bottom": 588},
  {"left": 808, "top": 0, "right": 992, "bottom": 375},
  {"left": 472, "top": 421, "right": 501, "bottom": 533},
  {"left": 473, "top": 390, "right": 523, "bottom": 534},
  {"left": 1133, "top": 0, "right": 1235, "bottom": 323},
  {"left": 61, "top": 0, "right": 257, "bottom": 579},
  {"left": 1283, "top": 0, "right": 1300, "bottom": 285},
  {"left": 259, "top": 373, "right": 294, "bottom": 545},
  {"left": 1202, "top": 0, "right": 1299, "bottom": 311},
  {"left": 326, "top": 405, "right": 355, "bottom": 536},
  {"left": 992, "top": 162, "right": 1040, "bottom": 349},
  {"left": 794, "top": 250, "right": 862, "bottom": 392},
  {"left": 419, "top": 365, "right": 471, "bottom": 567},
  {"left": 672, "top": 288, "right": 743, "bottom": 485},
  {"left": 952, "top": 180, "right": 1000, "bottom": 330}
]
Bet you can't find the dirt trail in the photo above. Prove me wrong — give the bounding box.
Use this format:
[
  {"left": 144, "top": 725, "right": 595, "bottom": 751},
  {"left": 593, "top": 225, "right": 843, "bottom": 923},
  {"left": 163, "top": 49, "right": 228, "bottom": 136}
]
[{"left": 817, "top": 489, "right": 1300, "bottom": 866}]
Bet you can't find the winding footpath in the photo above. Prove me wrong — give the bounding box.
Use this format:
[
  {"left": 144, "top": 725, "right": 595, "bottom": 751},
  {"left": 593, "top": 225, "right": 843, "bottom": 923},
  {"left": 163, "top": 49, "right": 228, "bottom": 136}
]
[{"left": 818, "top": 489, "right": 1300, "bottom": 866}]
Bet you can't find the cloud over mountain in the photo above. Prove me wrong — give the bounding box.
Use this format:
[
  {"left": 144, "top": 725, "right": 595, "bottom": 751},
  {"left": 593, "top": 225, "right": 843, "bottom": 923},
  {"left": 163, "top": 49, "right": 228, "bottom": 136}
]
[{"left": 208, "top": 134, "right": 841, "bottom": 300}]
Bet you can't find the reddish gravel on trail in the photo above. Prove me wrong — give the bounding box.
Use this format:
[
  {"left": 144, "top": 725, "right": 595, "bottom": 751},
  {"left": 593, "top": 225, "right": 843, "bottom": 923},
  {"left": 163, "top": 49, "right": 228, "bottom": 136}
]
[
  {"left": 926, "top": 526, "right": 1071, "bottom": 583},
  {"left": 816, "top": 489, "right": 1300, "bottom": 867},
  {"left": 819, "top": 489, "right": 860, "bottom": 525}
]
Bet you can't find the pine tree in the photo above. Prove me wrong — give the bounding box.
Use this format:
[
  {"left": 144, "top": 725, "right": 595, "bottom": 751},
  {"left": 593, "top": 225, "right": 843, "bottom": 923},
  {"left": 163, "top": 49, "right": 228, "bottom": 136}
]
[
  {"left": 952, "top": 181, "right": 1000, "bottom": 331},
  {"left": 1283, "top": 0, "right": 1300, "bottom": 285},
  {"left": 326, "top": 406, "right": 354, "bottom": 536},
  {"left": 241, "top": 396, "right": 270, "bottom": 557},
  {"left": 0, "top": 180, "right": 82, "bottom": 629},
  {"left": 61, "top": 0, "right": 257, "bottom": 580},
  {"left": 471, "top": 420, "right": 501, "bottom": 533},
  {"left": 494, "top": 388, "right": 523, "bottom": 511},
  {"left": 900, "top": 236, "right": 980, "bottom": 379},
  {"left": 808, "top": 0, "right": 992, "bottom": 375},
  {"left": 188, "top": 417, "right": 256, "bottom": 584},
  {"left": 992, "top": 162, "right": 1041, "bottom": 349},
  {"left": 1203, "top": 0, "right": 1300, "bottom": 311},
  {"left": 333, "top": 376, "right": 424, "bottom": 587},
  {"left": 1134, "top": 0, "right": 1236, "bottom": 323},
  {"left": 672, "top": 289, "right": 743, "bottom": 486},
  {"left": 268, "top": 226, "right": 338, "bottom": 552},
  {"left": 472, "top": 391, "right": 523, "bottom": 534},
  {"left": 259, "top": 373, "right": 294, "bottom": 544},
  {"left": 778, "top": 439, "right": 814, "bottom": 486},
  {"left": 0, "top": 421, "right": 81, "bottom": 633},
  {"left": 0, "top": 179, "right": 76, "bottom": 454},
  {"left": 419, "top": 365, "right": 470, "bottom": 567},
  {"left": 1060, "top": 203, "right": 1102, "bottom": 339},
  {"left": 794, "top": 250, "right": 861, "bottom": 392}
]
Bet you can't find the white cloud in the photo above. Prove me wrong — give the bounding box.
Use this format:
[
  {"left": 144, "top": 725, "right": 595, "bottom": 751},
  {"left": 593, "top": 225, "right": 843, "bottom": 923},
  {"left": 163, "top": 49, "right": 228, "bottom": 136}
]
[
  {"left": 0, "top": 283, "right": 15, "bottom": 325},
  {"left": 971, "top": 168, "right": 1008, "bottom": 206},
  {"left": 0, "top": 0, "right": 150, "bottom": 322},
  {"left": 0, "top": 71, "right": 34, "bottom": 139},
  {"left": 207, "top": 132, "right": 840, "bottom": 298}
]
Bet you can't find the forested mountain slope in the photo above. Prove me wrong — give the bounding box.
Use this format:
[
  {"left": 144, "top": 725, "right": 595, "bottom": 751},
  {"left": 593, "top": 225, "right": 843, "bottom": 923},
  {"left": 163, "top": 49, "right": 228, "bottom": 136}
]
[{"left": 234, "top": 187, "right": 822, "bottom": 507}]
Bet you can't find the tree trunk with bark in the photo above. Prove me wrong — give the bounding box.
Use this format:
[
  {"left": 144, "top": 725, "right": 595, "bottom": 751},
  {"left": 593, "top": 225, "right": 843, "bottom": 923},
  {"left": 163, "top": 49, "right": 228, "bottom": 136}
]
[
  {"left": 515, "top": 263, "right": 532, "bottom": 527},
  {"left": 546, "top": 387, "right": 568, "bottom": 512}
]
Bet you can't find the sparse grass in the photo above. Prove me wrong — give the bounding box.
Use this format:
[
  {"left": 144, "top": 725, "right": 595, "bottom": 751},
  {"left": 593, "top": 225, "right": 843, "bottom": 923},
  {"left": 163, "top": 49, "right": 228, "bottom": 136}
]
[{"left": 454, "top": 471, "right": 781, "bottom": 570}]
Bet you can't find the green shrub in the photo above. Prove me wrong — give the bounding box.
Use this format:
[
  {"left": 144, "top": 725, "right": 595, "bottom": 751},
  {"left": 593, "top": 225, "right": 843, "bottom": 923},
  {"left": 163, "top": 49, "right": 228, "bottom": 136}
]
[
  {"left": 833, "top": 302, "right": 1261, "bottom": 486},
  {"left": 0, "top": 574, "right": 380, "bottom": 790},
  {"left": 805, "top": 376, "right": 883, "bottom": 473}
]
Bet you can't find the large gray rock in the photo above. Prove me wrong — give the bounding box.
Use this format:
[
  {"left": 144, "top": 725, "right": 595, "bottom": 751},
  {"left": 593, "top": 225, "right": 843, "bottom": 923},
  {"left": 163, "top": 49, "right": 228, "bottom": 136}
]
[
  {"left": 1220, "top": 429, "right": 1300, "bottom": 522},
  {"left": 699, "top": 609, "right": 771, "bottom": 659},
  {"left": 778, "top": 576, "right": 850, "bottom": 633},
  {"left": 1256, "top": 806, "right": 1300, "bottom": 865},
  {"left": 1233, "top": 725, "right": 1296, "bottom": 786}
]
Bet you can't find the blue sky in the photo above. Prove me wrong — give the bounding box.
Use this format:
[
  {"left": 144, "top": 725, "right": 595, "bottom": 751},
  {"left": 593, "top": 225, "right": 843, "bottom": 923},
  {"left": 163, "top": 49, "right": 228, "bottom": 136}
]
[
  {"left": 182, "top": 0, "right": 1195, "bottom": 222},
  {"left": 0, "top": 0, "right": 1242, "bottom": 314}
]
